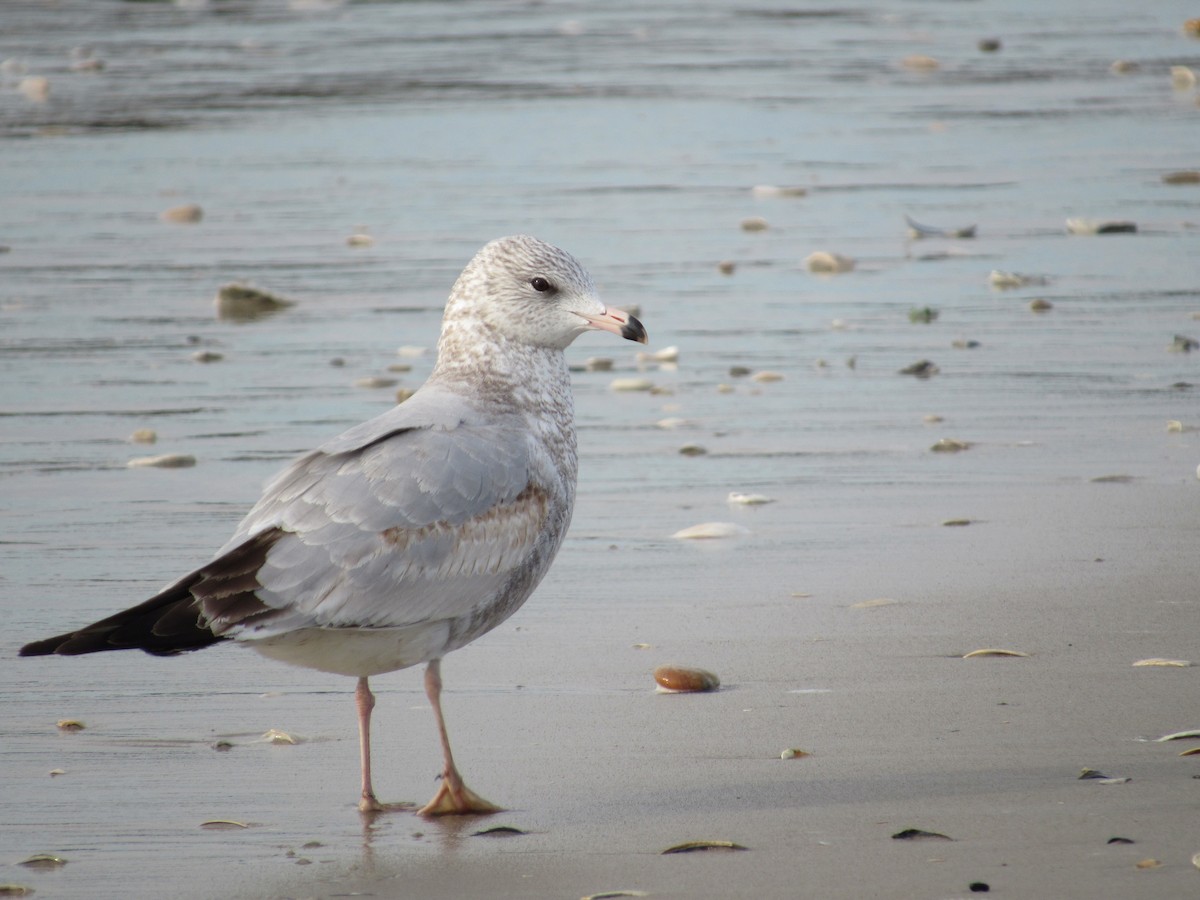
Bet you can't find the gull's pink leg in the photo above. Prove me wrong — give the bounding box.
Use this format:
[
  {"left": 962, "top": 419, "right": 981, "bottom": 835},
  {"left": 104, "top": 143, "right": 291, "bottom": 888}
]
[
  {"left": 356, "top": 676, "right": 412, "bottom": 814},
  {"left": 416, "top": 658, "right": 501, "bottom": 816}
]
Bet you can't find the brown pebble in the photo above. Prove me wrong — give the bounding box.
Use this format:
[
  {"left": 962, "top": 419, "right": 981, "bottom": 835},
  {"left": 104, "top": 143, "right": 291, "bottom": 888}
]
[
  {"left": 654, "top": 665, "right": 720, "bottom": 693},
  {"left": 1029, "top": 298, "right": 1053, "bottom": 312},
  {"left": 1163, "top": 170, "right": 1200, "bottom": 184},
  {"left": 717, "top": 260, "right": 736, "bottom": 275}
]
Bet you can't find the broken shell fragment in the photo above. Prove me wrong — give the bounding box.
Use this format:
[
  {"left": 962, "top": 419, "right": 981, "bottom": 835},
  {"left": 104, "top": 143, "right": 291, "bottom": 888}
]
[
  {"left": 962, "top": 648, "right": 1029, "bottom": 658},
  {"left": 1132, "top": 658, "right": 1192, "bottom": 667},
  {"left": 901, "top": 54, "right": 940, "bottom": 71},
  {"left": 1066, "top": 218, "right": 1137, "bottom": 235},
  {"left": 900, "top": 359, "right": 939, "bottom": 377},
  {"left": 892, "top": 828, "right": 952, "bottom": 841},
  {"left": 751, "top": 185, "right": 806, "bottom": 198},
  {"left": 990, "top": 270, "right": 1048, "bottom": 289},
  {"left": 18, "top": 855, "right": 67, "bottom": 869},
  {"left": 1029, "top": 298, "right": 1053, "bottom": 312},
  {"left": 609, "top": 377, "right": 654, "bottom": 392},
  {"left": 260, "top": 728, "right": 299, "bottom": 744},
  {"left": 804, "top": 251, "right": 855, "bottom": 273},
  {"left": 654, "top": 665, "right": 720, "bottom": 693},
  {"left": 740, "top": 216, "right": 769, "bottom": 232},
  {"left": 56, "top": 719, "right": 85, "bottom": 731},
  {"left": 727, "top": 492, "right": 774, "bottom": 505},
  {"left": 0, "top": 884, "right": 35, "bottom": 897},
  {"left": 581, "top": 892, "right": 649, "bottom": 900},
  {"left": 353, "top": 376, "right": 398, "bottom": 389},
  {"left": 160, "top": 203, "right": 203, "bottom": 224},
  {"left": 215, "top": 283, "right": 295, "bottom": 321},
  {"left": 200, "top": 820, "right": 249, "bottom": 829},
  {"left": 1178, "top": 747, "right": 1200, "bottom": 756},
  {"left": 780, "top": 748, "right": 811, "bottom": 759},
  {"left": 127, "top": 453, "right": 196, "bottom": 469},
  {"left": 671, "top": 522, "right": 751, "bottom": 540},
  {"left": 471, "top": 825, "right": 527, "bottom": 837},
  {"left": 637, "top": 345, "right": 679, "bottom": 363},
  {"left": 1155, "top": 729, "right": 1200, "bottom": 742},
  {"left": 128, "top": 428, "right": 158, "bottom": 444},
  {"left": 751, "top": 370, "right": 783, "bottom": 383},
  {"left": 1135, "top": 858, "right": 1161, "bottom": 869},
  {"left": 850, "top": 598, "right": 898, "bottom": 609},
  {"left": 904, "top": 215, "right": 976, "bottom": 239},
  {"left": 661, "top": 840, "right": 747, "bottom": 854},
  {"left": 191, "top": 350, "right": 223, "bottom": 363},
  {"left": 930, "top": 438, "right": 971, "bottom": 453}
]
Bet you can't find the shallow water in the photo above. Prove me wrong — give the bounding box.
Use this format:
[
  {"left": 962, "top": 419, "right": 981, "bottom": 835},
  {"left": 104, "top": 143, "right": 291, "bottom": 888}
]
[{"left": 3, "top": 1, "right": 1199, "bottom": 897}]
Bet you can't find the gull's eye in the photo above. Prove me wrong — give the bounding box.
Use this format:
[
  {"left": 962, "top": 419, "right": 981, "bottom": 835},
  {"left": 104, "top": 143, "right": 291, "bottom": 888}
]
[{"left": 530, "top": 276, "right": 555, "bottom": 293}]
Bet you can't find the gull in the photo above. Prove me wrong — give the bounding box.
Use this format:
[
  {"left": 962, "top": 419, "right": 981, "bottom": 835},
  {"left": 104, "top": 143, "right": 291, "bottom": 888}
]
[{"left": 21, "top": 235, "right": 647, "bottom": 816}]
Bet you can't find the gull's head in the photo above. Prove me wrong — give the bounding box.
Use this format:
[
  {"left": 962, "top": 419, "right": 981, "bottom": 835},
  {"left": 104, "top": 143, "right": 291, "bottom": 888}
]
[{"left": 447, "top": 235, "right": 647, "bottom": 351}]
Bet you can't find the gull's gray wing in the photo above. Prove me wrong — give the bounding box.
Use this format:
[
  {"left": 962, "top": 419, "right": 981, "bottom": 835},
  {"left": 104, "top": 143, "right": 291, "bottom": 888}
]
[{"left": 201, "top": 387, "right": 563, "bottom": 639}]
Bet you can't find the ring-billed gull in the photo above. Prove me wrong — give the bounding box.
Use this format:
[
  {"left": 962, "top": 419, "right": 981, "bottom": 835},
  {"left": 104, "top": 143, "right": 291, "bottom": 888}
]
[{"left": 21, "top": 235, "right": 647, "bottom": 816}]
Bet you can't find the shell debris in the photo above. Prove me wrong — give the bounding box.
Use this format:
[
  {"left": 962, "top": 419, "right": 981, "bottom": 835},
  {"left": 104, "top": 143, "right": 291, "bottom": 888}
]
[
  {"left": 18, "top": 854, "right": 67, "bottom": 869},
  {"left": 259, "top": 728, "right": 300, "bottom": 744},
  {"left": 930, "top": 438, "right": 971, "bottom": 453},
  {"left": 215, "top": 283, "right": 295, "bottom": 321},
  {"left": 727, "top": 492, "right": 774, "bottom": 505},
  {"left": 160, "top": 203, "right": 203, "bottom": 224},
  {"left": 200, "top": 820, "right": 249, "bottom": 829},
  {"left": 780, "top": 748, "right": 811, "bottom": 759},
  {"left": 751, "top": 184, "right": 806, "bottom": 198},
  {"left": 128, "top": 428, "right": 158, "bottom": 444},
  {"left": 127, "top": 453, "right": 196, "bottom": 469},
  {"left": 609, "top": 377, "right": 654, "bottom": 392},
  {"left": 850, "top": 598, "right": 898, "bottom": 609},
  {"left": 581, "top": 892, "right": 649, "bottom": 900},
  {"left": 654, "top": 665, "right": 720, "bottom": 693},
  {"left": 671, "top": 522, "right": 751, "bottom": 540},
  {"left": 740, "top": 216, "right": 769, "bottom": 232},
  {"left": 56, "top": 719, "right": 85, "bottom": 731},
  {"left": 660, "top": 840, "right": 747, "bottom": 854},
  {"left": 962, "top": 648, "right": 1029, "bottom": 658},
  {"left": 1132, "top": 658, "right": 1192, "bottom": 667},
  {"left": 804, "top": 251, "right": 855, "bottom": 273},
  {"left": 1155, "top": 729, "right": 1200, "bottom": 742}
]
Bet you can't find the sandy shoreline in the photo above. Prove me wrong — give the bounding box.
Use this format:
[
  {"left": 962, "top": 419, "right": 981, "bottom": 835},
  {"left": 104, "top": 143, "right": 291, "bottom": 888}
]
[{"left": 9, "top": 476, "right": 1199, "bottom": 899}]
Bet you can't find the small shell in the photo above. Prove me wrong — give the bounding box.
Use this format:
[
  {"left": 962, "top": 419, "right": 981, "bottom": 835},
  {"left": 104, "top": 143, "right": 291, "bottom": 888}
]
[
  {"left": 160, "top": 203, "right": 203, "bottom": 224},
  {"left": 609, "top": 377, "right": 654, "bottom": 392},
  {"left": 581, "top": 892, "right": 649, "bottom": 900},
  {"left": 962, "top": 648, "right": 1029, "bottom": 658},
  {"left": 18, "top": 854, "right": 67, "bottom": 869},
  {"left": 1171, "top": 65, "right": 1197, "bottom": 89},
  {"left": 584, "top": 357, "right": 614, "bottom": 371},
  {"left": 654, "top": 665, "right": 720, "bottom": 693},
  {"left": 1135, "top": 858, "right": 1161, "bottom": 869},
  {"left": 727, "top": 492, "right": 774, "bottom": 505},
  {"left": 751, "top": 185, "right": 806, "bottom": 198},
  {"left": 127, "top": 453, "right": 196, "bottom": 469},
  {"left": 1178, "top": 747, "right": 1200, "bottom": 756},
  {"left": 780, "top": 748, "right": 810, "bottom": 759},
  {"left": 56, "top": 719, "right": 85, "bottom": 731},
  {"left": 346, "top": 230, "right": 374, "bottom": 247},
  {"left": 191, "top": 350, "right": 223, "bottom": 363},
  {"left": 660, "top": 840, "right": 747, "bottom": 854},
  {"left": 636, "top": 345, "right": 679, "bottom": 363},
  {"left": 215, "top": 283, "right": 295, "bottom": 321},
  {"left": 0, "top": 884, "right": 36, "bottom": 896},
  {"left": 930, "top": 438, "right": 971, "bottom": 453},
  {"left": 1065, "top": 218, "right": 1137, "bottom": 235},
  {"left": 901, "top": 54, "right": 940, "bottom": 71},
  {"left": 260, "top": 728, "right": 298, "bottom": 744},
  {"left": 1132, "top": 658, "right": 1192, "bottom": 667},
  {"left": 751, "top": 370, "right": 783, "bottom": 382},
  {"left": 892, "top": 828, "right": 952, "bottom": 841},
  {"left": 48, "top": 768, "right": 66, "bottom": 776},
  {"left": 740, "top": 216, "right": 769, "bottom": 232},
  {"left": 1166, "top": 420, "right": 1184, "bottom": 432},
  {"left": 989, "top": 270, "right": 1047, "bottom": 289},
  {"left": 471, "top": 825, "right": 527, "bottom": 837},
  {"left": 942, "top": 518, "right": 973, "bottom": 527},
  {"left": 1163, "top": 170, "right": 1200, "bottom": 184},
  {"left": 804, "top": 251, "right": 855, "bottom": 273},
  {"left": 396, "top": 345, "right": 427, "bottom": 358},
  {"left": 353, "top": 376, "right": 398, "bottom": 389},
  {"left": 717, "top": 260, "right": 736, "bottom": 275},
  {"left": 200, "top": 820, "right": 249, "bottom": 829},
  {"left": 1192, "top": 851, "right": 1200, "bottom": 871},
  {"left": 678, "top": 444, "right": 707, "bottom": 457},
  {"left": 671, "top": 522, "right": 750, "bottom": 540},
  {"left": 128, "top": 428, "right": 158, "bottom": 444},
  {"left": 900, "top": 360, "right": 939, "bottom": 377}
]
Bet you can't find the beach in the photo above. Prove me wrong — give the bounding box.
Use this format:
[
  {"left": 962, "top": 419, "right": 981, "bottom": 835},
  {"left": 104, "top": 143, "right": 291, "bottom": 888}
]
[{"left": 3, "top": 1, "right": 1199, "bottom": 897}]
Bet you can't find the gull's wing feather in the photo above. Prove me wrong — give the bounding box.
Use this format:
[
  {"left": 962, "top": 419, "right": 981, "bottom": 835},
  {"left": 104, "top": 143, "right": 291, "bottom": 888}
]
[{"left": 201, "top": 389, "right": 558, "bottom": 638}]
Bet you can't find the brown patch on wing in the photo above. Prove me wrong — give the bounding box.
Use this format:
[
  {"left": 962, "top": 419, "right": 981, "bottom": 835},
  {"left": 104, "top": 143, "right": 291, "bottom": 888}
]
[
  {"left": 20, "top": 528, "right": 285, "bottom": 658},
  {"left": 381, "top": 484, "right": 550, "bottom": 576}
]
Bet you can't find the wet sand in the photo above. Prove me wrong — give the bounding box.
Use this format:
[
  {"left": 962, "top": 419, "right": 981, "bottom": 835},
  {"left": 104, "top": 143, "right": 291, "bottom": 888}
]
[{"left": 10, "top": 476, "right": 1200, "bottom": 899}]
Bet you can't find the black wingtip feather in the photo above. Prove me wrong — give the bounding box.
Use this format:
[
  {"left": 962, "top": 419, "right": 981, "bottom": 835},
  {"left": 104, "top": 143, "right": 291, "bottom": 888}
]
[{"left": 19, "top": 528, "right": 286, "bottom": 660}]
